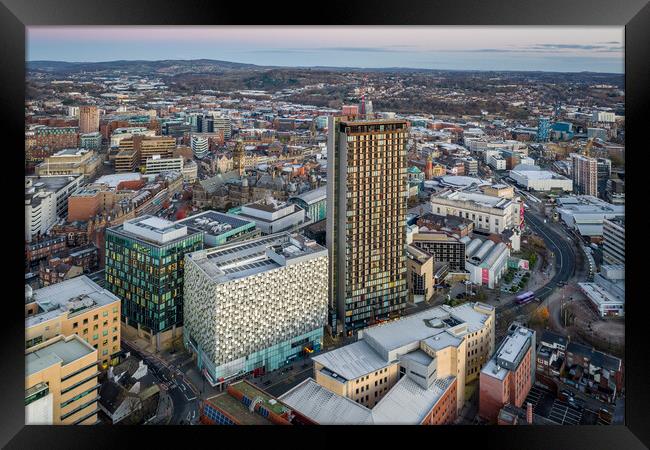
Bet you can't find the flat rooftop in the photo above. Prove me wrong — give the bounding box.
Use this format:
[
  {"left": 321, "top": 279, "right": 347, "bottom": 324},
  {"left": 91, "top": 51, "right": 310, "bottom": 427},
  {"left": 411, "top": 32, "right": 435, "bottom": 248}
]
[
  {"left": 176, "top": 210, "right": 253, "bottom": 236},
  {"left": 51, "top": 148, "right": 90, "bottom": 157},
  {"left": 26, "top": 175, "right": 82, "bottom": 193},
  {"left": 206, "top": 393, "right": 271, "bottom": 425},
  {"left": 434, "top": 190, "right": 511, "bottom": 209},
  {"left": 27, "top": 275, "right": 120, "bottom": 328},
  {"left": 94, "top": 173, "right": 142, "bottom": 188},
  {"left": 111, "top": 215, "right": 199, "bottom": 245},
  {"left": 188, "top": 233, "right": 326, "bottom": 283},
  {"left": 26, "top": 336, "right": 95, "bottom": 377},
  {"left": 496, "top": 326, "right": 533, "bottom": 366},
  {"left": 312, "top": 340, "right": 389, "bottom": 381}
]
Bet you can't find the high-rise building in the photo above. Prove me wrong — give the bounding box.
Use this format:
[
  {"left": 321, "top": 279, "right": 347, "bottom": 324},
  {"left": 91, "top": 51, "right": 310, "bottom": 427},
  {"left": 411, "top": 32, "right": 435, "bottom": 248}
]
[
  {"left": 118, "top": 135, "right": 176, "bottom": 165},
  {"left": 105, "top": 216, "right": 204, "bottom": 350},
  {"left": 78, "top": 106, "right": 100, "bottom": 134},
  {"left": 570, "top": 153, "right": 598, "bottom": 196},
  {"left": 327, "top": 117, "right": 410, "bottom": 334},
  {"left": 183, "top": 233, "right": 328, "bottom": 387},
  {"left": 536, "top": 117, "right": 550, "bottom": 142},
  {"left": 597, "top": 158, "right": 612, "bottom": 198},
  {"left": 602, "top": 217, "right": 625, "bottom": 265}
]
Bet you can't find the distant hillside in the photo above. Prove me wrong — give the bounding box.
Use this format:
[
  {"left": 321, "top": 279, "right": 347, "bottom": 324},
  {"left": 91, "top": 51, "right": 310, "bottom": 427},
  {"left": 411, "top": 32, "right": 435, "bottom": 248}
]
[{"left": 27, "top": 59, "right": 261, "bottom": 75}]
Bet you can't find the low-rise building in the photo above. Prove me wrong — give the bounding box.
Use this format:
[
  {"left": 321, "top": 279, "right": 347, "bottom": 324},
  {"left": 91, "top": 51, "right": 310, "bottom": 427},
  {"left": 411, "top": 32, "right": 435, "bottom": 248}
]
[
  {"left": 35, "top": 148, "right": 101, "bottom": 178},
  {"left": 555, "top": 195, "right": 624, "bottom": 240},
  {"left": 410, "top": 231, "right": 466, "bottom": 272},
  {"left": 288, "top": 185, "right": 327, "bottom": 223},
  {"left": 465, "top": 238, "right": 510, "bottom": 289},
  {"left": 509, "top": 164, "right": 573, "bottom": 192},
  {"left": 237, "top": 197, "right": 305, "bottom": 235}
]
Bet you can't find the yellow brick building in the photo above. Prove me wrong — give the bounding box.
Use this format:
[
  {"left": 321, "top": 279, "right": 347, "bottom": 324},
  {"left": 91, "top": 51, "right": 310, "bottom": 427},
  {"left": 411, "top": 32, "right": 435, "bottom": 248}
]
[
  {"left": 25, "top": 276, "right": 121, "bottom": 368},
  {"left": 25, "top": 334, "right": 100, "bottom": 425}
]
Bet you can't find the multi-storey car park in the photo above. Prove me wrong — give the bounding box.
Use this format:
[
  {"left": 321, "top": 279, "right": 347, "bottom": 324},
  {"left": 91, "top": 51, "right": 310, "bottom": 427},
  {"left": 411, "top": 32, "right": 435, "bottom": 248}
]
[{"left": 183, "top": 232, "right": 328, "bottom": 389}]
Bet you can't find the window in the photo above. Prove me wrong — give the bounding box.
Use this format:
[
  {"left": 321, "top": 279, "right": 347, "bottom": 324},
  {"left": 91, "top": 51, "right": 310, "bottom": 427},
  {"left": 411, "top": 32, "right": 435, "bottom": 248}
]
[
  {"left": 356, "top": 388, "right": 359, "bottom": 394},
  {"left": 83, "top": 319, "right": 88, "bottom": 325},
  {"left": 93, "top": 315, "right": 98, "bottom": 321}
]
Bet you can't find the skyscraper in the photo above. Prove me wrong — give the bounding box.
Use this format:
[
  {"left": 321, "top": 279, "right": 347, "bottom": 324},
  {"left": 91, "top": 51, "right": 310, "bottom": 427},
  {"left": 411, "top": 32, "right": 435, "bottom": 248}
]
[
  {"left": 570, "top": 153, "right": 598, "bottom": 196},
  {"left": 327, "top": 116, "right": 409, "bottom": 335},
  {"left": 79, "top": 105, "right": 100, "bottom": 134},
  {"left": 537, "top": 117, "right": 550, "bottom": 142}
]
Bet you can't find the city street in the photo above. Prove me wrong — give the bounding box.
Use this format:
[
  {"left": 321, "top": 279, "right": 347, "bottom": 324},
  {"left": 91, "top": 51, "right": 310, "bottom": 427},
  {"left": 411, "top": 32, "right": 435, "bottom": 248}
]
[{"left": 121, "top": 339, "right": 200, "bottom": 425}]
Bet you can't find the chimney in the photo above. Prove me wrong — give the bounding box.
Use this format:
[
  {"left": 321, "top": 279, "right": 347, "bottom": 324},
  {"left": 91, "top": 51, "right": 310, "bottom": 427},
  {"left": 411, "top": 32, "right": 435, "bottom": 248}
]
[{"left": 526, "top": 402, "right": 533, "bottom": 424}]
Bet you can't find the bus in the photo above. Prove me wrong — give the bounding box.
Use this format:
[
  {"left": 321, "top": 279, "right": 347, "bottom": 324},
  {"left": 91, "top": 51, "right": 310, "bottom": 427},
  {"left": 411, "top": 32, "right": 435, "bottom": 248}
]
[{"left": 515, "top": 291, "right": 535, "bottom": 304}]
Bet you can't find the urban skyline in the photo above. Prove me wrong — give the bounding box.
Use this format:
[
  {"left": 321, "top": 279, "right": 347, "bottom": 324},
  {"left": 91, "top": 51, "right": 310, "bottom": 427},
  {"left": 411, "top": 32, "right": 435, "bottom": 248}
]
[
  {"left": 27, "top": 26, "right": 624, "bottom": 73},
  {"left": 24, "top": 26, "right": 625, "bottom": 427}
]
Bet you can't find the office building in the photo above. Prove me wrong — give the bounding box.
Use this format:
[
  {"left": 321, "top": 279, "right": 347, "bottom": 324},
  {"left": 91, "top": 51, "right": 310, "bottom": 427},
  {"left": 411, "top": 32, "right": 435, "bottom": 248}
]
[
  {"left": 597, "top": 158, "right": 612, "bottom": 198},
  {"left": 191, "top": 135, "right": 210, "bottom": 159},
  {"left": 80, "top": 132, "right": 102, "bottom": 150},
  {"left": 144, "top": 155, "right": 184, "bottom": 175},
  {"left": 237, "top": 197, "right": 305, "bottom": 235},
  {"left": 430, "top": 190, "right": 522, "bottom": 237},
  {"left": 105, "top": 216, "right": 204, "bottom": 350},
  {"left": 578, "top": 265, "right": 625, "bottom": 317},
  {"left": 25, "top": 175, "right": 84, "bottom": 242},
  {"left": 570, "top": 153, "right": 598, "bottom": 196},
  {"left": 327, "top": 117, "right": 409, "bottom": 334},
  {"left": 79, "top": 106, "right": 100, "bottom": 134},
  {"left": 297, "top": 302, "right": 494, "bottom": 418},
  {"left": 119, "top": 135, "right": 176, "bottom": 165},
  {"left": 411, "top": 231, "right": 466, "bottom": 272},
  {"left": 183, "top": 233, "right": 328, "bottom": 387},
  {"left": 602, "top": 217, "right": 625, "bottom": 265},
  {"left": 592, "top": 111, "right": 616, "bottom": 123},
  {"left": 509, "top": 164, "right": 573, "bottom": 192},
  {"left": 587, "top": 127, "right": 608, "bottom": 141},
  {"left": 288, "top": 185, "right": 327, "bottom": 223},
  {"left": 109, "top": 127, "right": 156, "bottom": 147},
  {"left": 280, "top": 375, "right": 457, "bottom": 425},
  {"left": 555, "top": 196, "right": 624, "bottom": 240},
  {"left": 479, "top": 324, "right": 536, "bottom": 424},
  {"left": 35, "top": 148, "right": 101, "bottom": 178},
  {"left": 25, "top": 334, "right": 99, "bottom": 425},
  {"left": 487, "top": 153, "right": 506, "bottom": 170},
  {"left": 25, "top": 276, "right": 121, "bottom": 367},
  {"left": 175, "top": 210, "right": 260, "bottom": 248}
]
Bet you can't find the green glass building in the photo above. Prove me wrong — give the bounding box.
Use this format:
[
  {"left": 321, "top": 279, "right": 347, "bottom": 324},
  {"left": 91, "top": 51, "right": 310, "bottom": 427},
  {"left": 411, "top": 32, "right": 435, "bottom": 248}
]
[{"left": 105, "top": 216, "right": 203, "bottom": 346}]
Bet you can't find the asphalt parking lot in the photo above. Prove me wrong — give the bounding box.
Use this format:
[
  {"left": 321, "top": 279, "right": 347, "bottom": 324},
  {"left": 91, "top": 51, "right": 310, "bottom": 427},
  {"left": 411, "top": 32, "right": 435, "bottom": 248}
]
[{"left": 523, "top": 384, "right": 604, "bottom": 425}]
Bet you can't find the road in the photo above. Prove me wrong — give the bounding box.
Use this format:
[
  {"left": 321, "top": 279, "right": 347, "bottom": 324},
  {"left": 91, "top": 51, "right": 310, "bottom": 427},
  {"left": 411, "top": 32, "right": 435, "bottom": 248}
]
[
  {"left": 496, "top": 210, "right": 577, "bottom": 328},
  {"left": 121, "top": 340, "right": 199, "bottom": 425}
]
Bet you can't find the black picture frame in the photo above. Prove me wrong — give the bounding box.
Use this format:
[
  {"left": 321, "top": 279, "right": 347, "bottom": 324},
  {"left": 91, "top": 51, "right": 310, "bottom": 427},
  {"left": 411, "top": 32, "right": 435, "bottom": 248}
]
[{"left": 2, "top": 0, "right": 648, "bottom": 448}]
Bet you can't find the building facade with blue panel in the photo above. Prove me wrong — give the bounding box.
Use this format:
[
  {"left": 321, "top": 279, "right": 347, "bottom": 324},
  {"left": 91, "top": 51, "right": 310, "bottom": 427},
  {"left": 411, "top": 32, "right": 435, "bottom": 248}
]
[
  {"left": 289, "top": 185, "right": 327, "bottom": 223},
  {"left": 537, "top": 117, "right": 550, "bottom": 142}
]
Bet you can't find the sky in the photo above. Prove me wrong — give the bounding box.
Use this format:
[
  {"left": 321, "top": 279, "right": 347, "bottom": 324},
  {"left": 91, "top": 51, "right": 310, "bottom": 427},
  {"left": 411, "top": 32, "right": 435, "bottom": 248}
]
[{"left": 27, "top": 26, "right": 624, "bottom": 73}]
